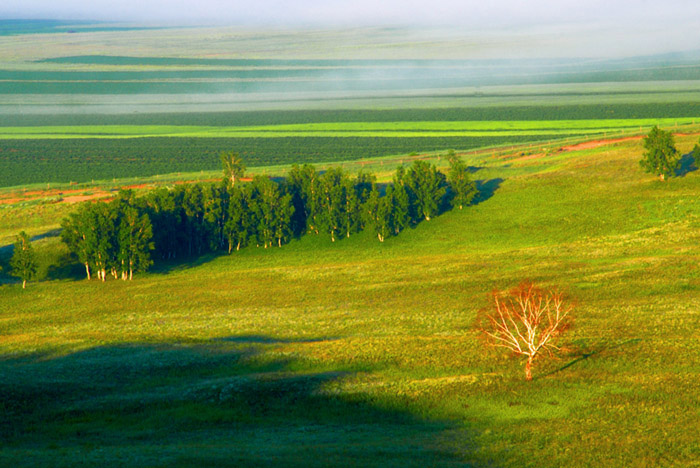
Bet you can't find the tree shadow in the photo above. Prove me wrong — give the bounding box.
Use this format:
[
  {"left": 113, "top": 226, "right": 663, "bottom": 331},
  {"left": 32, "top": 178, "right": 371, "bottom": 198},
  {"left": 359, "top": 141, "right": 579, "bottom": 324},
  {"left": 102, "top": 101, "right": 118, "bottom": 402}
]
[
  {"left": 216, "top": 335, "right": 339, "bottom": 344},
  {"left": 540, "top": 338, "right": 641, "bottom": 379},
  {"left": 674, "top": 152, "right": 697, "bottom": 177},
  {"left": 0, "top": 229, "right": 63, "bottom": 259},
  {"left": 45, "top": 250, "right": 85, "bottom": 282},
  {"left": 0, "top": 336, "right": 487, "bottom": 467},
  {"left": 148, "top": 250, "right": 227, "bottom": 276},
  {"left": 472, "top": 178, "right": 504, "bottom": 206}
]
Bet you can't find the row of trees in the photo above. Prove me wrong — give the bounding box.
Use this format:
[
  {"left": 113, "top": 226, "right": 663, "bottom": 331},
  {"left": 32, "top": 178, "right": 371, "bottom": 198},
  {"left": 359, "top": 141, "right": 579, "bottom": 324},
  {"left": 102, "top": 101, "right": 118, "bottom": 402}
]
[
  {"left": 60, "top": 154, "right": 479, "bottom": 281},
  {"left": 61, "top": 194, "right": 154, "bottom": 281}
]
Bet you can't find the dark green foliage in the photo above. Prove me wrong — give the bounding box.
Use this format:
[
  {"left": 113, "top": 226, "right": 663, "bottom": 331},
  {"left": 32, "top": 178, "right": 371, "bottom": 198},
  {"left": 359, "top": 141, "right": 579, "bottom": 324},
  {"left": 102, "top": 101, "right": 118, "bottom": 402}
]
[
  {"left": 282, "top": 164, "right": 314, "bottom": 237},
  {"left": 362, "top": 184, "right": 381, "bottom": 240},
  {"left": 294, "top": 164, "right": 324, "bottom": 235},
  {"left": 224, "top": 184, "right": 253, "bottom": 253},
  {"left": 117, "top": 204, "right": 154, "bottom": 280},
  {"left": 640, "top": 126, "right": 680, "bottom": 180},
  {"left": 404, "top": 160, "right": 448, "bottom": 221},
  {"left": 61, "top": 192, "right": 154, "bottom": 281},
  {"left": 446, "top": 151, "right": 479, "bottom": 209},
  {"left": 317, "top": 168, "right": 351, "bottom": 242},
  {"left": 248, "top": 176, "right": 294, "bottom": 249},
  {"left": 9, "top": 231, "right": 37, "bottom": 289},
  {"left": 60, "top": 160, "right": 479, "bottom": 277},
  {"left": 391, "top": 166, "right": 411, "bottom": 234}
]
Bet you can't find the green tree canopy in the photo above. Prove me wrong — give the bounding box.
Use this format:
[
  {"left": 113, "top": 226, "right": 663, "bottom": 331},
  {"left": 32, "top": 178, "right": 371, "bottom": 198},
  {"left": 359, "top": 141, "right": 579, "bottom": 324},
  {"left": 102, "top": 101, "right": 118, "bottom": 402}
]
[
  {"left": 221, "top": 151, "right": 246, "bottom": 187},
  {"left": 404, "top": 160, "right": 447, "bottom": 221},
  {"left": 640, "top": 126, "right": 680, "bottom": 181},
  {"left": 10, "top": 231, "right": 37, "bottom": 289},
  {"left": 446, "top": 152, "right": 479, "bottom": 210}
]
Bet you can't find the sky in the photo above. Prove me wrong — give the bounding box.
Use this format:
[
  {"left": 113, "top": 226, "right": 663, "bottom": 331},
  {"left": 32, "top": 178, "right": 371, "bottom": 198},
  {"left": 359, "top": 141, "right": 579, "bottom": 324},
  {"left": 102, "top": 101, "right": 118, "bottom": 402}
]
[{"left": 0, "top": 0, "right": 697, "bottom": 28}]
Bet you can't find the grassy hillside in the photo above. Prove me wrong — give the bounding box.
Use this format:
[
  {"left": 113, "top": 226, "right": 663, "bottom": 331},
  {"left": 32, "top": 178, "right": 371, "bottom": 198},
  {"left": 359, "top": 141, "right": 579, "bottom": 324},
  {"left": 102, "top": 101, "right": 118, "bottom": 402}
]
[{"left": 1, "top": 134, "right": 698, "bottom": 467}]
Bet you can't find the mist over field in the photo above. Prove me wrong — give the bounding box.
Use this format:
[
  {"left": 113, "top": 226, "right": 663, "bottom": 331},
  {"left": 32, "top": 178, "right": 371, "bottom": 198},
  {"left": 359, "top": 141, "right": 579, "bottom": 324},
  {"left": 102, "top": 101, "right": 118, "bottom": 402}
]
[{"left": 1, "top": 0, "right": 700, "bottom": 58}]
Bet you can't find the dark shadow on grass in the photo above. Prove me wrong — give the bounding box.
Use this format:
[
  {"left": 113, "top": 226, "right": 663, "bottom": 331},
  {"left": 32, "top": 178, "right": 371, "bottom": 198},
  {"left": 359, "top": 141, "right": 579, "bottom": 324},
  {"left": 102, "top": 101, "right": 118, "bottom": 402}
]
[
  {"left": 472, "top": 178, "right": 504, "bottom": 206},
  {"left": 0, "top": 336, "right": 488, "bottom": 467},
  {"left": 0, "top": 229, "right": 63, "bottom": 259},
  {"left": 675, "top": 152, "right": 697, "bottom": 177},
  {"left": 148, "top": 250, "right": 227, "bottom": 276},
  {"left": 45, "top": 250, "right": 85, "bottom": 281},
  {"left": 217, "top": 335, "right": 339, "bottom": 344},
  {"left": 540, "top": 338, "right": 642, "bottom": 379}
]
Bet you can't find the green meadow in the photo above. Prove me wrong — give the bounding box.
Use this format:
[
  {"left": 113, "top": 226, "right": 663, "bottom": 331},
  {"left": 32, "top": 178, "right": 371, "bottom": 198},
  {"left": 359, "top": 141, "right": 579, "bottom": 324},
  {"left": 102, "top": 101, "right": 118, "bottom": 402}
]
[
  {"left": 1, "top": 23, "right": 700, "bottom": 467},
  {"left": 1, "top": 132, "right": 699, "bottom": 467}
]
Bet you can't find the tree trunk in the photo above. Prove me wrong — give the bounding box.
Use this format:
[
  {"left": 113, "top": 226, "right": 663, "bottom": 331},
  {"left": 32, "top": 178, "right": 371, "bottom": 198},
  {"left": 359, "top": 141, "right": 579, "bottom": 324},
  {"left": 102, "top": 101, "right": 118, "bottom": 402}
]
[
  {"left": 525, "top": 356, "right": 533, "bottom": 381},
  {"left": 228, "top": 241, "right": 232, "bottom": 254},
  {"left": 22, "top": 279, "right": 26, "bottom": 289},
  {"left": 236, "top": 241, "right": 241, "bottom": 251},
  {"left": 85, "top": 263, "right": 91, "bottom": 280},
  {"left": 278, "top": 238, "right": 282, "bottom": 247}
]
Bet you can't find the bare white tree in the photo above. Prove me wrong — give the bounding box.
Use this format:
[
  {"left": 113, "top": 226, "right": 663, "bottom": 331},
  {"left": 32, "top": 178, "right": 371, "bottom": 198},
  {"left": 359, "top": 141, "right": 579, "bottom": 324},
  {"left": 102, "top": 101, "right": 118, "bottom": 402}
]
[{"left": 479, "top": 282, "right": 573, "bottom": 380}]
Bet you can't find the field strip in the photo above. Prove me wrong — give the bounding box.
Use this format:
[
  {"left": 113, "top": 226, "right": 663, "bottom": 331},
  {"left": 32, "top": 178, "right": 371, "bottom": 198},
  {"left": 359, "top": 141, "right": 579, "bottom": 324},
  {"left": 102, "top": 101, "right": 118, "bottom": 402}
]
[
  {"left": 0, "top": 118, "right": 695, "bottom": 139},
  {"left": 0, "top": 130, "right": 625, "bottom": 139}
]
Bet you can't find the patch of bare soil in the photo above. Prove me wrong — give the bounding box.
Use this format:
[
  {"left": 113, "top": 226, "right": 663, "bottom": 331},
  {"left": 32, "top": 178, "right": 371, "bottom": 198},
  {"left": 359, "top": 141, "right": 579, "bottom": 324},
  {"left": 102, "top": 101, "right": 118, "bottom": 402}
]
[{"left": 561, "top": 136, "right": 643, "bottom": 152}]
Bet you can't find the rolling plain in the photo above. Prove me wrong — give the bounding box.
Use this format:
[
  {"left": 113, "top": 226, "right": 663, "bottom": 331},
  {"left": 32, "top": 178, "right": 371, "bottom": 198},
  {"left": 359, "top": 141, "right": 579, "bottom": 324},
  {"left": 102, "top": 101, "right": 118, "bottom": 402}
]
[{"left": 0, "top": 22, "right": 699, "bottom": 467}]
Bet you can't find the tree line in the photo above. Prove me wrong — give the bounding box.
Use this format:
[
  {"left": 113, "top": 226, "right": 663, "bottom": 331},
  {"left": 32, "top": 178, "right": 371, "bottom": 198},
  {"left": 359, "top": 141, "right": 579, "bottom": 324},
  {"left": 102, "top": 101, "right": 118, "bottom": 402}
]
[{"left": 60, "top": 153, "right": 478, "bottom": 281}]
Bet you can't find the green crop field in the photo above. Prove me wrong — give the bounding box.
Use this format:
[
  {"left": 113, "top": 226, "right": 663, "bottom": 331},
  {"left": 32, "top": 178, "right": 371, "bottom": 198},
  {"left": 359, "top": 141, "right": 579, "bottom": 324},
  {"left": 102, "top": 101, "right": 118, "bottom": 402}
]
[
  {"left": 1, "top": 133, "right": 699, "bottom": 467},
  {"left": 0, "top": 118, "right": 695, "bottom": 138},
  {"left": 2, "top": 107, "right": 699, "bottom": 187}
]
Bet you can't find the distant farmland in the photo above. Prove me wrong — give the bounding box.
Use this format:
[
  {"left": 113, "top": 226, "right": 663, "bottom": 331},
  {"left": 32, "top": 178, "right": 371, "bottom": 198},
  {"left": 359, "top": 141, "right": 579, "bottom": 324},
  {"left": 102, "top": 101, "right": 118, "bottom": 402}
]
[{"left": 1, "top": 112, "right": 699, "bottom": 187}]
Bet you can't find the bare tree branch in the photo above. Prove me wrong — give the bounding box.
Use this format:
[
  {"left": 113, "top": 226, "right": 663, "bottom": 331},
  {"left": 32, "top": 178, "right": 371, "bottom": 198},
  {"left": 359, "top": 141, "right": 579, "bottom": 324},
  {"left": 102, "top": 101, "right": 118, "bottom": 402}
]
[{"left": 477, "top": 281, "right": 573, "bottom": 380}]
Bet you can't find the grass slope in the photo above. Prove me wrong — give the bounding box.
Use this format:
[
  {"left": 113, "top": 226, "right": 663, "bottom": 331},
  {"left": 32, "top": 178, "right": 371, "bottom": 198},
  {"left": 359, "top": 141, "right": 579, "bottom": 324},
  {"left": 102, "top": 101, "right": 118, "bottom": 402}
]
[{"left": 1, "top": 135, "right": 699, "bottom": 466}]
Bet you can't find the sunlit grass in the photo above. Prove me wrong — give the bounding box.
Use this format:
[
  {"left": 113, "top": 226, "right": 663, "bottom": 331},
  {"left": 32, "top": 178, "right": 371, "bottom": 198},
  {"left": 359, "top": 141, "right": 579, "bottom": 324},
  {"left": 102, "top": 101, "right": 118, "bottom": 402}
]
[
  {"left": 1, "top": 135, "right": 699, "bottom": 466},
  {"left": 0, "top": 118, "right": 696, "bottom": 139}
]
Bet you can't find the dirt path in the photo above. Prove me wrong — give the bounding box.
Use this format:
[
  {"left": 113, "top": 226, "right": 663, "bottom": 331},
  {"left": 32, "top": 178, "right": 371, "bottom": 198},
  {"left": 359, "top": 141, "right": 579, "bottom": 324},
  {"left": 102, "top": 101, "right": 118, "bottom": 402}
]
[{"left": 561, "top": 136, "right": 643, "bottom": 152}]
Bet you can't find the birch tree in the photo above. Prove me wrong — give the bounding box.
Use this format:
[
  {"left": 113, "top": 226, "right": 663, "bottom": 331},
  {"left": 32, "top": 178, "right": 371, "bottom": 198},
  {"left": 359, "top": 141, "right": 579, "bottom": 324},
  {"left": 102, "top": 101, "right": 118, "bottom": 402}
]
[
  {"left": 221, "top": 151, "right": 246, "bottom": 187},
  {"left": 10, "top": 231, "right": 37, "bottom": 289},
  {"left": 478, "top": 282, "right": 573, "bottom": 381},
  {"left": 117, "top": 206, "right": 154, "bottom": 280},
  {"left": 404, "top": 160, "right": 447, "bottom": 221},
  {"left": 447, "top": 152, "right": 479, "bottom": 209}
]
